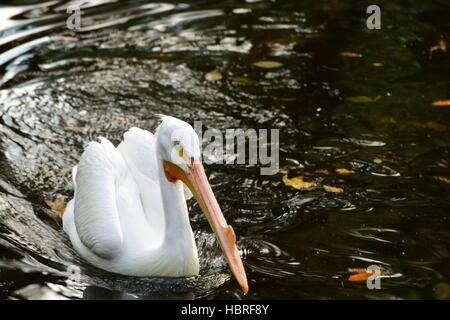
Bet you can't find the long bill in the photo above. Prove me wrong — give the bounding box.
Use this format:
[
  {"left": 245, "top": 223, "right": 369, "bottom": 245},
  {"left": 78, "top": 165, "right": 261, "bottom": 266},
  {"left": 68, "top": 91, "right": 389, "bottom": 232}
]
[{"left": 163, "top": 160, "right": 249, "bottom": 294}]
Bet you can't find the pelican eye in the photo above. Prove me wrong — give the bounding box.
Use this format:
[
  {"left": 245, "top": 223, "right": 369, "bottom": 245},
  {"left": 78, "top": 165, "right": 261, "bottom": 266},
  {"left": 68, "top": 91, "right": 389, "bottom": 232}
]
[{"left": 172, "top": 140, "right": 180, "bottom": 146}]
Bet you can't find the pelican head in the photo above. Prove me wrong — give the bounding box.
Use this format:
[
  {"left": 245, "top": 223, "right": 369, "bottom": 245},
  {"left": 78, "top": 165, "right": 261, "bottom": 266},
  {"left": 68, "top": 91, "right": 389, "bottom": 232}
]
[{"left": 155, "top": 115, "right": 248, "bottom": 294}]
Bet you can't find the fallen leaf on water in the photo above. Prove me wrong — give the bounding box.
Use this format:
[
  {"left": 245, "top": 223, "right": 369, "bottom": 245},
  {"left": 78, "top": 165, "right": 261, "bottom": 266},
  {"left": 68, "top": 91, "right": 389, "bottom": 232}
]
[
  {"left": 373, "top": 158, "right": 383, "bottom": 164},
  {"left": 205, "top": 70, "right": 222, "bottom": 81},
  {"left": 348, "top": 272, "right": 372, "bottom": 282},
  {"left": 45, "top": 196, "right": 66, "bottom": 221},
  {"left": 372, "top": 62, "right": 383, "bottom": 67},
  {"left": 323, "top": 185, "right": 344, "bottom": 193},
  {"left": 253, "top": 60, "right": 283, "bottom": 69},
  {"left": 233, "top": 76, "right": 253, "bottom": 86},
  {"left": 433, "top": 176, "right": 450, "bottom": 185},
  {"left": 315, "top": 169, "right": 330, "bottom": 175},
  {"left": 282, "top": 175, "right": 317, "bottom": 190},
  {"left": 348, "top": 267, "right": 392, "bottom": 282},
  {"left": 430, "top": 38, "right": 447, "bottom": 54},
  {"left": 339, "top": 51, "right": 363, "bottom": 58},
  {"left": 432, "top": 100, "right": 450, "bottom": 107},
  {"left": 346, "top": 95, "right": 381, "bottom": 103},
  {"left": 336, "top": 168, "right": 354, "bottom": 175}
]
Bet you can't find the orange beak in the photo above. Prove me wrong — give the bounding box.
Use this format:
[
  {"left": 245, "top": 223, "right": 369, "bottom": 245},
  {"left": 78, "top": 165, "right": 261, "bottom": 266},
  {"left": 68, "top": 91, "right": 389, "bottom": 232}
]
[{"left": 163, "top": 160, "right": 249, "bottom": 295}]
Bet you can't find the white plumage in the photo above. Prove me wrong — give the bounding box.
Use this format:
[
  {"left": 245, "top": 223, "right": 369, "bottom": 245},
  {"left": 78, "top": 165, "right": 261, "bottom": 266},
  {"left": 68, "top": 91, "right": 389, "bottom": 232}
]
[{"left": 62, "top": 116, "right": 248, "bottom": 293}]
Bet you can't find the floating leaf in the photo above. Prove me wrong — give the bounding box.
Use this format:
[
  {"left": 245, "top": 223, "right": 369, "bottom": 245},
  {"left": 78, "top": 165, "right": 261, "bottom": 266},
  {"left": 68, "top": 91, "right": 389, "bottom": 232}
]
[
  {"left": 348, "top": 267, "right": 391, "bottom": 282},
  {"left": 372, "top": 62, "right": 383, "bottom": 67},
  {"left": 373, "top": 158, "right": 383, "bottom": 164},
  {"left": 233, "top": 76, "right": 253, "bottom": 86},
  {"left": 282, "top": 175, "right": 317, "bottom": 190},
  {"left": 315, "top": 169, "right": 330, "bottom": 175},
  {"left": 45, "top": 196, "right": 66, "bottom": 222},
  {"left": 430, "top": 38, "right": 447, "bottom": 54},
  {"left": 348, "top": 272, "right": 372, "bottom": 282},
  {"left": 205, "top": 70, "right": 222, "bottom": 81},
  {"left": 336, "top": 168, "right": 354, "bottom": 175},
  {"left": 346, "top": 95, "right": 381, "bottom": 103},
  {"left": 339, "top": 51, "right": 363, "bottom": 58},
  {"left": 433, "top": 176, "right": 450, "bottom": 185},
  {"left": 253, "top": 60, "right": 283, "bottom": 69},
  {"left": 323, "top": 185, "right": 344, "bottom": 193},
  {"left": 432, "top": 100, "right": 450, "bottom": 107}
]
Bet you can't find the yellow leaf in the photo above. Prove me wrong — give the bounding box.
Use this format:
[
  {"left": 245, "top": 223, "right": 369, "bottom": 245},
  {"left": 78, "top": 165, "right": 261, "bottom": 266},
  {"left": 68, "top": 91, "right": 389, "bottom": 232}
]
[
  {"left": 433, "top": 176, "right": 450, "bottom": 184},
  {"left": 336, "top": 168, "right": 354, "bottom": 175},
  {"left": 372, "top": 62, "right": 383, "bottom": 67},
  {"left": 373, "top": 158, "right": 383, "bottom": 164},
  {"left": 339, "top": 51, "right": 363, "bottom": 58},
  {"left": 282, "top": 175, "right": 317, "bottom": 190},
  {"left": 345, "top": 95, "right": 381, "bottom": 103},
  {"left": 205, "top": 70, "right": 222, "bottom": 81},
  {"left": 233, "top": 76, "right": 253, "bottom": 86},
  {"left": 432, "top": 100, "right": 450, "bottom": 107},
  {"left": 44, "top": 196, "right": 66, "bottom": 221},
  {"left": 323, "top": 185, "right": 344, "bottom": 193},
  {"left": 253, "top": 60, "right": 283, "bottom": 69}
]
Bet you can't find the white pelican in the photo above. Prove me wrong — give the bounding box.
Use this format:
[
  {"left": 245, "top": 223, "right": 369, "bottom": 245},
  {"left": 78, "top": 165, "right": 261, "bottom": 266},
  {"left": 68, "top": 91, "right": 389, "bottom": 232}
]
[{"left": 62, "top": 115, "right": 248, "bottom": 294}]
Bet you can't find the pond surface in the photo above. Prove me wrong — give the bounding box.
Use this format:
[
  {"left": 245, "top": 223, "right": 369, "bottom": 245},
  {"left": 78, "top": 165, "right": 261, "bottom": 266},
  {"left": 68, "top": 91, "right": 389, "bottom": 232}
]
[{"left": 0, "top": 0, "right": 449, "bottom": 299}]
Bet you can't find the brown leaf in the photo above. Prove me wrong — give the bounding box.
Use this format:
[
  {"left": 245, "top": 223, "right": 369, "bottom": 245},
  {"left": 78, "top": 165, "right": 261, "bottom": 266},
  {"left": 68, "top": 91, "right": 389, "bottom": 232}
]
[
  {"left": 433, "top": 176, "right": 450, "bottom": 185},
  {"left": 432, "top": 100, "right": 450, "bottom": 107},
  {"left": 348, "top": 273, "right": 372, "bottom": 282},
  {"left": 323, "top": 185, "right": 344, "bottom": 193},
  {"left": 348, "top": 267, "right": 392, "bottom": 282},
  {"left": 205, "top": 70, "right": 222, "bottom": 81},
  {"left": 430, "top": 38, "right": 447, "bottom": 54},
  {"left": 45, "top": 196, "right": 66, "bottom": 221},
  {"left": 282, "top": 175, "right": 317, "bottom": 190},
  {"left": 339, "top": 51, "right": 363, "bottom": 58},
  {"left": 346, "top": 95, "right": 381, "bottom": 103},
  {"left": 336, "top": 168, "right": 354, "bottom": 175}
]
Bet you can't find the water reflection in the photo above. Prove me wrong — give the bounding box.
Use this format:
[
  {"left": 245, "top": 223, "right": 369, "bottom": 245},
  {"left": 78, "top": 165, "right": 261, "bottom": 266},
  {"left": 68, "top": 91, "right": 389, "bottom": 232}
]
[{"left": 0, "top": 0, "right": 449, "bottom": 300}]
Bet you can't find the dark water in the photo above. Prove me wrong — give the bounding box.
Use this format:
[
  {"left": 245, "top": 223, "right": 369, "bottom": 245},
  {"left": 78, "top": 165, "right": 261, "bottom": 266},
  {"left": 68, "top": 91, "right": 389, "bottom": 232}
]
[{"left": 0, "top": 0, "right": 449, "bottom": 300}]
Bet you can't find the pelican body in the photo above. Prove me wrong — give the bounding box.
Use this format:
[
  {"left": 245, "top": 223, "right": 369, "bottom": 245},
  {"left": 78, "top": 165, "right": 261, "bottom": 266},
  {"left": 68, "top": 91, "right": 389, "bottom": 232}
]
[{"left": 62, "top": 116, "right": 248, "bottom": 293}]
